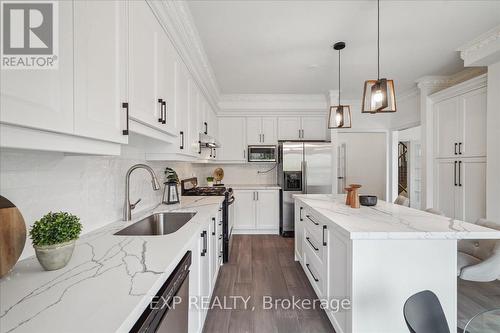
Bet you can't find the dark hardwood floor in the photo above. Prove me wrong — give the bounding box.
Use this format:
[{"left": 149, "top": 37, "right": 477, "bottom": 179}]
[{"left": 203, "top": 235, "right": 335, "bottom": 333}]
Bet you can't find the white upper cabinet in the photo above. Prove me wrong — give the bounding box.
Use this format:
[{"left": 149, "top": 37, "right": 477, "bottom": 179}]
[
  {"left": 433, "top": 84, "right": 486, "bottom": 159},
  {"left": 74, "top": 0, "right": 128, "bottom": 144},
  {"left": 460, "top": 88, "right": 487, "bottom": 158},
  {"left": 175, "top": 58, "right": 190, "bottom": 153},
  {"left": 188, "top": 80, "right": 201, "bottom": 155},
  {"left": 246, "top": 117, "right": 262, "bottom": 145},
  {"left": 278, "top": 116, "right": 327, "bottom": 141},
  {"left": 128, "top": 0, "right": 175, "bottom": 136},
  {"left": 278, "top": 117, "right": 301, "bottom": 140},
  {"left": 0, "top": 1, "right": 74, "bottom": 134},
  {"left": 247, "top": 117, "right": 277, "bottom": 145},
  {"left": 218, "top": 117, "right": 246, "bottom": 161},
  {"left": 301, "top": 116, "right": 327, "bottom": 140}
]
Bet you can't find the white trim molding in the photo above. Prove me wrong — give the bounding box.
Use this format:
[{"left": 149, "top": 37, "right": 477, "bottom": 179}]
[
  {"left": 148, "top": 0, "right": 221, "bottom": 112},
  {"left": 458, "top": 24, "right": 500, "bottom": 67}
]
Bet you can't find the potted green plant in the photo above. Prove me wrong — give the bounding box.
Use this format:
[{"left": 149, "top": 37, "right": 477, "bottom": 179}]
[
  {"left": 29, "top": 212, "right": 82, "bottom": 271},
  {"left": 206, "top": 176, "right": 214, "bottom": 187}
]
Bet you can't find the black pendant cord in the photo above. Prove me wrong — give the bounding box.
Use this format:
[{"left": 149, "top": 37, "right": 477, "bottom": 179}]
[
  {"left": 377, "top": 0, "right": 380, "bottom": 80},
  {"left": 338, "top": 48, "right": 341, "bottom": 106}
]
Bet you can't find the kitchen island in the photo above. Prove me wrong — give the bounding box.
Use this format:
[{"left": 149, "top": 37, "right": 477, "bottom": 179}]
[{"left": 294, "top": 194, "right": 500, "bottom": 333}]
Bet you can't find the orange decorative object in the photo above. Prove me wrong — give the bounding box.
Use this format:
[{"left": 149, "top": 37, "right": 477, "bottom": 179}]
[
  {"left": 345, "top": 187, "right": 353, "bottom": 205},
  {"left": 349, "top": 184, "right": 362, "bottom": 209}
]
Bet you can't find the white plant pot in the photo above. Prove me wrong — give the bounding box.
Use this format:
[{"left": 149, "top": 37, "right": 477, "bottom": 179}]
[{"left": 34, "top": 240, "right": 76, "bottom": 271}]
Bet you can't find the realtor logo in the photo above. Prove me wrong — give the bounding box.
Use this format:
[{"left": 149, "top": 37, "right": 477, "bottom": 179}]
[{"left": 1, "top": 1, "right": 58, "bottom": 69}]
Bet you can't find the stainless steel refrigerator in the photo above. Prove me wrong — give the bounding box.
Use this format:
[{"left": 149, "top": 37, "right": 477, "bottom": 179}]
[{"left": 278, "top": 141, "right": 333, "bottom": 236}]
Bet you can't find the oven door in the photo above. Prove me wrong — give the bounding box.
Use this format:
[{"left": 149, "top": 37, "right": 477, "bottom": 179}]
[{"left": 247, "top": 145, "right": 277, "bottom": 162}]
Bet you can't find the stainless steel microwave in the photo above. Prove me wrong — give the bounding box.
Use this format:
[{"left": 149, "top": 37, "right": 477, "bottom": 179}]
[{"left": 247, "top": 145, "right": 277, "bottom": 162}]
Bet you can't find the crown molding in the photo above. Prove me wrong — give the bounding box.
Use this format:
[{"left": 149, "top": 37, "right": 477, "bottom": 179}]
[
  {"left": 429, "top": 73, "right": 487, "bottom": 103},
  {"left": 218, "top": 94, "right": 329, "bottom": 113},
  {"left": 148, "top": 0, "right": 221, "bottom": 111},
  {"left": 415, "top": 67, "right": 486, "bottom": 94},
  {"left": 458, "top": 24, "right": 500, "bottom": 66}
]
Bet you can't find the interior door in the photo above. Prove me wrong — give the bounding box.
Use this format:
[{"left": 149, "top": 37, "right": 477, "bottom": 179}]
[
  {"left": 459, "top": 88, "right": 487, "bottom": 158},
  {"left": 233, "top": 190, "right": 255, "bottom": 229},
  {"left": 0, "top": 1, "right": 73, "bottom": 134},
  {"left": 304, "top": 142, "right": 333, "bottom": 194},
  {"left": 434, "top": 97, "right": 460, "bottom": 158},
  {"left": 456, "top": 159, "right": 486, "bottom": 223},
  {"left": 434, "top": 159, "right": 457, "bottom": 219},
  {"left": 278, "top": 117, "right": 301, "bottom": 140},
  {"left": 246, "top": 117, "right": 262, "bottom": 145},
  {"left": 74, "top": 0, "right": 127, "bottom": 143},
  {"left": 301, "top": 116, "right": 327, "bottom": 140}
]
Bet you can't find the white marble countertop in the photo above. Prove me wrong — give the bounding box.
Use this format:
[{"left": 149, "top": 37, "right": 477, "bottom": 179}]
[
  {"left": 0, "top": 196, "right": 224, "bottom": 333},
  {"left": 229, "top": 184, "right": 281, "bottom": 190},
  {"left": 295, "top": 194, "right": 500, "bottom": 240}
]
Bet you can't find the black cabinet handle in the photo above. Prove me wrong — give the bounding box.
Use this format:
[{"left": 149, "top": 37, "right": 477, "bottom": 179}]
[
  {"left": 212, "top": 217, "right": 216, "bottom": 235},
  {"left": 210, "top": 149, "right": 213, "bottom": 158},
  {"left": 306, "top": 237, "right": 319, "bottom": 251},
  {"left": 454, "top": 143, "right": 458, "bottom": 155},
  {"left": 459, "top": 142, "right": 462, "bottom": 155},
  {"left": 198, "top": 141, "right": 202, "bottom": 154},
  {"left": 306, "top": 215, "right": 319, "bottom": 226},
  {"left": 306, "top": 264, "right": 319, "bottom": 282},
  {"left": 322, "top": 225, "right": 327, "bottom": 246},
  {"left": 201, "top": 231, "right": 207, "bottom": 256},
  {"left": 122, "top": 102, "right": 129, "bottom": 135},
  {"left": 157, "top": 99, "right": 163, "bottom": 123},
  {"left": 213, "top": 149, "right": 216, "bottom": 159},
  {"left": 299, "top": 207, "right": 303, "bottom": 221},
  {"left": 204, "top": 122, "right": 208, "bottom": 135},
  {"left": 180, "top": 131, "right": 184, "bottom": 150},
  {"left": 459, "top": 161, "right": 462, "bottom": 187},
  {"left": 454, "top": 161, "right": 458, "bottom": 186},
  {"left": 162, "top": 101, "right": 166, "bottom": 124}
]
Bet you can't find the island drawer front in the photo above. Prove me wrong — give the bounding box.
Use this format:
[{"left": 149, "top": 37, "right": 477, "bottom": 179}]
[
  {"left": 303, "top": 227, "right": 325, "bottom": 264},
  {"left": 302, "top": 206, "right": 324, "bottom": 241},
  {"left": 303, "top": 238, "right": 326, "bottom": 297}
]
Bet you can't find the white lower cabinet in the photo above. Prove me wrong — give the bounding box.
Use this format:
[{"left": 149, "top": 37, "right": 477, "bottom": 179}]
[
  {"left": 434, "top": 157, "right": 486, "bottom": 222},
  {"left": 295, "top": 201, "right": 351, "bottom": 333},
  {"left": 233, "top": 189, "right": 279, "bottom": 233},
  {"left": 188, "top": 210, "right": 222, "bottom": 333}
]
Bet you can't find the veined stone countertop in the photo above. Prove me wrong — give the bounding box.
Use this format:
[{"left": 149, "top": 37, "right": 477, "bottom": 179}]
[
  {"left": 228, "top": 184, "right": 281, "bottom": 190},
  {"left": 0, "top": 196, "right": 224, "bottom": 333},
  {"left": 294, "top": 194, "right": 500, "bottom": 240}
]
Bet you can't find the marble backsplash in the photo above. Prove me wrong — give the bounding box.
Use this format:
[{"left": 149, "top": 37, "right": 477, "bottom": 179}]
[
  {"left": 0, "top": 149, "right": 195, "bottom": 259},
  {"left": 0, "top": 149, "right": 277, "bottom": 259}
]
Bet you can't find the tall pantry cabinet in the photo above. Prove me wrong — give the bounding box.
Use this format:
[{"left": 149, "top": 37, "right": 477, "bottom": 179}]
[{"left": 432, "top": 75, "right": 487, "bottom": 223}]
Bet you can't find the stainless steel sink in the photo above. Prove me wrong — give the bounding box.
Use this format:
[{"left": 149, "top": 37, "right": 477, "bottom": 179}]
[{"left": 114, "top": 212, "right": 196, "bottom": 236}]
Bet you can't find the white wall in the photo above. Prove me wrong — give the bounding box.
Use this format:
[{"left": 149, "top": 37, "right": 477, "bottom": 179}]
[
  {"left": 0, "top": 149, "right": 194, "bottom": 259},
  {"left": 192, "top": 163, "right": 277, "bottom": 186},
  {"left": 337, "top": 132, "right": 387, "bottom": 200},
  {"left": 390, "top": 92, "right": 421, "bottom": 130},
  {"left": 487, "top": 62, "right": 500, "bottom": 222}
]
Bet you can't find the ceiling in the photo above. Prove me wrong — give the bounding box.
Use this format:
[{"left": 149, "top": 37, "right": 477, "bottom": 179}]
[{"left": 188, "top": 0, "right": 500, "bottom": 99}]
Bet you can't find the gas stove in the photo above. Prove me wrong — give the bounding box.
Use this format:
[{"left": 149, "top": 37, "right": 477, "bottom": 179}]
[{"left": 180, "top": 177, "right": 227, "bottom": 196}]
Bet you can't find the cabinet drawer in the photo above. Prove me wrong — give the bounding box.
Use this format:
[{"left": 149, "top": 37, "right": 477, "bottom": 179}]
[
  {"left": 301, "top": 207, "right": 324, "bottom": 241},
  {"left": 303, "top": 227, "right": 326, "bottom": 264},
  {"left": 303, "top": 238, "right": 326, "bottom": 297}
]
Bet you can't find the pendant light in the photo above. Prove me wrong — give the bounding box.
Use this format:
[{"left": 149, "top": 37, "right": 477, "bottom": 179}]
[
  {"left": 361, "top": 0, "right": 396, "bottom": 113},
  {"left": 328, "top": 41, "right": 352, "bottom": 129}
]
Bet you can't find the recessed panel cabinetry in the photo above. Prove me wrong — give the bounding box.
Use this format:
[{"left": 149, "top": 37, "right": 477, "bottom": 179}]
[
  {"left": 432, "top": 75, "right": 487, "bottom": 222},
  {"left": 233, "top": 189, "right": 279, "bottom": 233},
  {"left": 246, "top": 117, "right": 277, "bottom": 145},
  {"left": 278, "top": 116, "right": 327, "bottom": 141},
  {"left": 218, "top": 117, "right": 247, "bottom": 162}
]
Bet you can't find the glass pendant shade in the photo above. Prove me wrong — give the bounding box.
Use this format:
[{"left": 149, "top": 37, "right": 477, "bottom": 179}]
[
  {"left": 361, "top": 78, "right": 396, "bottom": 113},
  {"left": 328, "top": 105, "right": 351, "bottom": 129}
]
